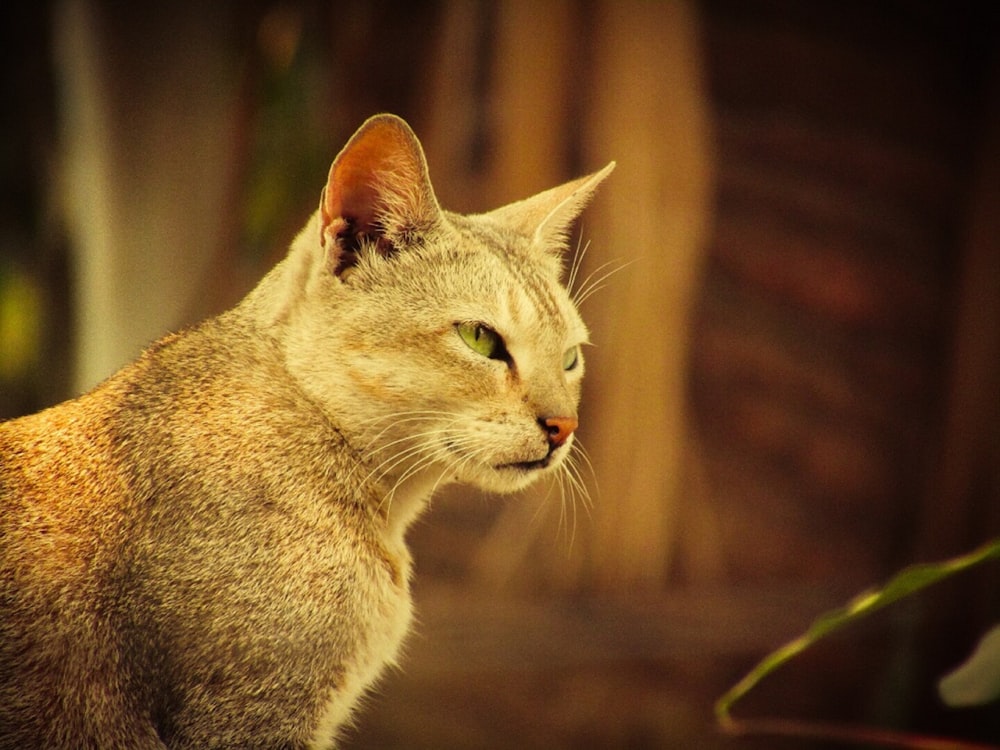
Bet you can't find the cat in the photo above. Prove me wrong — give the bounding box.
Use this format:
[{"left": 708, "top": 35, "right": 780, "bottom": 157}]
[{"left": 0, "top": 113, "right": 613, "bottom": 749}]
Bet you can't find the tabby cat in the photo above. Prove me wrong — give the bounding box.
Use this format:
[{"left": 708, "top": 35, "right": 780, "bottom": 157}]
[{"left": 0, "top": 113, "right": 613, "bottom": 748}]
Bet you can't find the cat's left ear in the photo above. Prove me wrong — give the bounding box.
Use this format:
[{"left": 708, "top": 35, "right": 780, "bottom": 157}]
[
  {"left": 320, "top": 114, "right": 443, "bottom": 278},
  {"left": 488, "top": 161, "right": 616, "bottom": 250}
]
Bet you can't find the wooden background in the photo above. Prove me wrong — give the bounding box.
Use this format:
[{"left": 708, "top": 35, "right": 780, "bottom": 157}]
[{"left": 2, "top": 0, "right": 998, "bottom": 746}]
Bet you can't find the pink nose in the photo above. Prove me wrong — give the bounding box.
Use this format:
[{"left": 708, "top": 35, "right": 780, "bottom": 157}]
[{"left": 542, "top": 416, "right": 578, "bottom": 448}]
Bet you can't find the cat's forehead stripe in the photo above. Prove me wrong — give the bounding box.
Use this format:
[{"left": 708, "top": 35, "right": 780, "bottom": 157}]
[{"left": 482, "top": 239, "right": 562, "bottom": 323}]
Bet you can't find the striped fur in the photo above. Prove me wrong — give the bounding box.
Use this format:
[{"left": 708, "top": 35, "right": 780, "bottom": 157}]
[{"left": 0, "top": 114, "right": 612, "bottom": 749}]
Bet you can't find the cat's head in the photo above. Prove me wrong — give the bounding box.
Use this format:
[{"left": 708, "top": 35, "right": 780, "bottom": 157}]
[{"left": 277, "top": 114, "right": 613, "bottom": 497}]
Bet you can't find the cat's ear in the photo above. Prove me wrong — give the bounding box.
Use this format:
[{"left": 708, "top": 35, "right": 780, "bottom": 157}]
[
  {"left": 320, "top": 114, "right": 442, "bottom": 278},
  {"left": 488, "top": 162, "right": 616, "bottom": 250}
]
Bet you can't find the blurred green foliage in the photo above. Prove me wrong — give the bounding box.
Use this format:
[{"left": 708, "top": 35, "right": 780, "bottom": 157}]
[
  {"left": 240, "top": 4, "right": 334, "bottom": 262},
  {"left": 0, "top": 263, "right": 43, "bottom": 381}
]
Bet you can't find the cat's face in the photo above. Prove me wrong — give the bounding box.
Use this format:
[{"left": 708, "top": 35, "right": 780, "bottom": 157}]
[
  {"left": 314, "top": 218, "right": 589, "bottom": 494},
  {"left": 279, "top": 114, "right": 612, "bottom": 498}
]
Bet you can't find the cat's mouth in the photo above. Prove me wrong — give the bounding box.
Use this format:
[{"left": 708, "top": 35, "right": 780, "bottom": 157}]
[
  {"left": 497, "top": 456, "right": 552, "bottom": 472},
  {"left": 496, "top": 443, "right": 573, "bottom": 472},
  {"left": 494, "top": 437, "right": 576, "bottom": 473}
]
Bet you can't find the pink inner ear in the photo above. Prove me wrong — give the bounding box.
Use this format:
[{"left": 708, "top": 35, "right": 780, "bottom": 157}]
[
  {"left": 322, "top": 155, "right": 381, "bottom": 235},
  {"left": 321, "top": 120, "right": 420, "bottom": 235},
  {"left": 318, "top": 115, "right": 441, "bottom": 277}
]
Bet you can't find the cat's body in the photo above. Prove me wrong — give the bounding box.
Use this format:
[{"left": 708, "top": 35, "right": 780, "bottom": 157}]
[{"left": 0, "top": 115, "right": 612, "bottom": 748}]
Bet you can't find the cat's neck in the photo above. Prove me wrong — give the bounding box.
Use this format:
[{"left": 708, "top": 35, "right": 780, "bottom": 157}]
[
  {"left": 233, "top": 234, "right": 449, "bottom": 545},
  {"left": 374, "top": 466, "right": 449, "bottom": 551}
]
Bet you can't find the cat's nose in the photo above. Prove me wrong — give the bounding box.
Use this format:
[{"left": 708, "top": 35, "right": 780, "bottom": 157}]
[{"left": 541, "top": 416, "right": 578, "bottom": 448}]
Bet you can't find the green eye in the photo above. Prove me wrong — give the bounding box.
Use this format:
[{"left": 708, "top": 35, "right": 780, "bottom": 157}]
[
  {"left": 457, "top": 322, "right": 507, "bottom": 361},
  {"left": 563, "top": 345, "right": 581, "bottom": 371}
]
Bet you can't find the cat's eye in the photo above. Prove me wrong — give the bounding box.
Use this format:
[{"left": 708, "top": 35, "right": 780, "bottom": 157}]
[
  {"left": 563, "top": 345, "right": 581, "bottom": 372},
  {"left": 457, "top": 322, "right": 508, "bottom": 361}
]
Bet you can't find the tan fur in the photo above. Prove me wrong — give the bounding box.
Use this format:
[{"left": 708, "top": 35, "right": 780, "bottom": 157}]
[{"left": 0, "top": 114, "right": 612, "bottom": 748}]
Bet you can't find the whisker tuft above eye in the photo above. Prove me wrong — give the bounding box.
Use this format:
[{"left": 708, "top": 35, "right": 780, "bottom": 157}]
[{"left": 570, "top": 257, "right": 636, "bottom": 308}]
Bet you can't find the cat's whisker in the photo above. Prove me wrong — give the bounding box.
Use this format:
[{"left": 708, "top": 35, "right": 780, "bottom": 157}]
[
  {"left": 366, "top": 434, "right": 453, "bottom": 490},
  {"left": 563, "top": 466, "right": 591, "bottom": 541},
  {"left": 355, "top": 411, "right": 463, "bottom": 452},
  {"left": 563, "top": 448, "right": 594, "bottom": 514},
  {"left": 430, "top": 440, "right": 487, "bottom": 496},
  {"left": 360, "top": 423, "right": 464, "bottom": 470},
  {"left": 563, "top": 469, "right": 590, "bottom": 545},
  {"left": 566, "top": 234, "right": 592, "bottom": 298},
  {"left": 363, "top": 439, "right": 441, "bottom": 496},
  {"left": 403, "top": 440, "right": 486, "bottom": 511},
  {"left": 391, "top": 433, "right": 470, "bottom": 482},
  {"left": 362, "top": 420, "right": 464, "bottom": 461},
  {"left": 571, "top": 437, "right": 597, "bottom": 482},
  {"left": 572, "top": 257, "right": 635, "bottom": 308},
  {"left": 564, "top": 459, "right": 583, "bottom": 534},
  {"left": 537, "top": 443, "right": 594, "bottom": 551},
  {"left": 371, "top": 430, "right": 485, "bottom": 510},
  {"left": 555, "top": 471, "right": 572, "bottom": 547},
  {"left": 570, "top": 256, "right": 616, "bottom": 303},
  {"left": 529, "top": 478, "right": 558, "bottom": 530},
  {"left": 356, "top": 409, "right": 463, "bottom": 428},
  {"left": 353, "top": 409, "right": 452, "bottom": 427},
  {"left": 564, "top": 472, "right": 579, "bottom": 550},
  {"left": 343, "top": 414, "right": 456, "bottom": 485},
  {"left": 379, "top": 457, "right": 430, "bottom": 516}
]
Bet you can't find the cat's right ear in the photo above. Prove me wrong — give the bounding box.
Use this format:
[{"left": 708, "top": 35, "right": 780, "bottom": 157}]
[
  {"left": 320, "top": 114, "right": 442, "bottom": 279},
  {"left": 485, "top": 162, "right": 616, "bottom": 252}
]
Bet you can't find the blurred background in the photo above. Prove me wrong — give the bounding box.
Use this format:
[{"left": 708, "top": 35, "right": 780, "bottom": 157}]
[{"left": 2, "top": 0, "right": 998, "bottom": 746}]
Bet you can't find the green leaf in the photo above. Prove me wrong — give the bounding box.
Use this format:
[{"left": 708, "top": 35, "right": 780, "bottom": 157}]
[
  {"left": 939, "top": 623, "right": 1000, "bottom": 708},
  {"left": 716, "top": 538, "right": 1000, "bottom": 727}
]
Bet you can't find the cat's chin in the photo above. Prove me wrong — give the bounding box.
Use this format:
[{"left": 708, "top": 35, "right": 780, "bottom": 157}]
[{"left": 468, "top": 458, "right": 563, "bottom": 495}]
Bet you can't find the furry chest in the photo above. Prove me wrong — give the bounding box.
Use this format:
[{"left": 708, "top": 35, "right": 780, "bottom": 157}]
[{"left": 306, "top": 569, "right": 414, "bottom": 749}]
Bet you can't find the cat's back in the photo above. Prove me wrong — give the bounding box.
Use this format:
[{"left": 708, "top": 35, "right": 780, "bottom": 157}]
[
  {"left": 0, "top": 365, "right": 136, "bottom": 585},
  {"left": 0, "top": 324, "right": 204, "bottom": 548},
  {"left": 0, "top": 313, "right": 341, "bottom": 621},
  {"left": 0, "top": 355, "right": 160, "bottom": 747},
  {"left": 0, "top": 323, "right": 257, "bottom": 744},
  {"left": 0, "top": 318, "right": 414, "bottom": 748}
]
